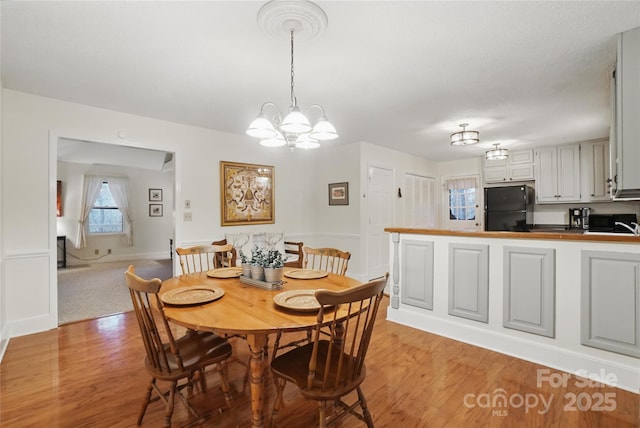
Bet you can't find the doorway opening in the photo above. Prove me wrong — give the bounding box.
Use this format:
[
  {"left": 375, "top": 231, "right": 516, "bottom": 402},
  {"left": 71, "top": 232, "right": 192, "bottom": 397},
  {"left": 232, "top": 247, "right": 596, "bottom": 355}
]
[{"left": 55, "top": 138, "right": 176, "bottom": 324}]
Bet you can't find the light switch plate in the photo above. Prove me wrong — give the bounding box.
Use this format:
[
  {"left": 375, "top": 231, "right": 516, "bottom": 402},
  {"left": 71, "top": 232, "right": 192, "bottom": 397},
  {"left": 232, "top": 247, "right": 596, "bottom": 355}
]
[
  {"left": 183, "top": 212, "right": 192, "bottom": 221},
  {"left": 185, "top": 200, "right": 191, "bottom": 209}
]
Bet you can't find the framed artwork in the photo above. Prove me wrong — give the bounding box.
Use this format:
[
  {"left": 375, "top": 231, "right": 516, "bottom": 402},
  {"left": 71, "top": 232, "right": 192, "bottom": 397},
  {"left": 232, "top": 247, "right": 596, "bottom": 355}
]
[
  {"left": 329, "top": 182, "right": 349, "bottom": 206},
  {"left": 149, "top": 204, "right": 163, "bottom": 217},
  {"left": 220, "top": 161, "right": 274, "bottom": 226},
  {"left": 149, "top": 188, "right": 163, "bottom": 202}
]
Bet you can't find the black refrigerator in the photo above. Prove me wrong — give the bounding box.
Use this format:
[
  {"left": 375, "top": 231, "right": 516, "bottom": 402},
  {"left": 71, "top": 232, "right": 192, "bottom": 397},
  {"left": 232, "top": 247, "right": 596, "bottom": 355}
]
[{"left": 484, "top": 185, "right": 534, "bottom": 231}]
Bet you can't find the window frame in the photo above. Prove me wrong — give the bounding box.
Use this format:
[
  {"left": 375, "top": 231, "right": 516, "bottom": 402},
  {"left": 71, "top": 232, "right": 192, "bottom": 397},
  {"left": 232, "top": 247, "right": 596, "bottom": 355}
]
[{"left": 88, "top": 181, "right": 125, "bottom": 235}]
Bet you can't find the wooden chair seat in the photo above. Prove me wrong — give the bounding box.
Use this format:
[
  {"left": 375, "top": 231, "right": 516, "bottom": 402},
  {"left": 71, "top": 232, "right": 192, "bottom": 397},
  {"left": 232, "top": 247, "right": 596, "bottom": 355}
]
[
  {"left": 150, "top": 331, "right": 231, "bottom": 375},
  {"left": 270, "top": 341, "right": 366, "bottom": 401}
]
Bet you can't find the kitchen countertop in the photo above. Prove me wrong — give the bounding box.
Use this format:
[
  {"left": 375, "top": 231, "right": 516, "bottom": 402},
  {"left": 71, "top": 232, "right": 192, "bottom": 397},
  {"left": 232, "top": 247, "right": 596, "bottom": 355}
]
[{"left": 383, "top": 227, "right": 640, "bottom": 243}]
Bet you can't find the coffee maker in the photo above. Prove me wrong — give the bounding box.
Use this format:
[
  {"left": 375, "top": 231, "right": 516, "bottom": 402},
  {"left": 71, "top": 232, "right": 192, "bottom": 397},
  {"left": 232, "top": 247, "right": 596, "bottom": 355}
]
[{"left": 569, "top": 207, "right": 590, "bottom": 229}]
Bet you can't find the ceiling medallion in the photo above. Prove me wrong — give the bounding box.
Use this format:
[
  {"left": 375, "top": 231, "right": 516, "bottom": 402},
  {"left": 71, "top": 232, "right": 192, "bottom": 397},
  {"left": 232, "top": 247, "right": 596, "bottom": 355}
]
[{"left": 257, "top": 0, "right": 328, "bottom": 41}]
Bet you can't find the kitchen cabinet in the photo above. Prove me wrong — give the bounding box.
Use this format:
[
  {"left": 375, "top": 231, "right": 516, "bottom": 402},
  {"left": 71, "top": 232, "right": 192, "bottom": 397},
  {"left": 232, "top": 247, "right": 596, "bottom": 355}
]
[
  {"left": 580, "top": 139, "right": 612, "bottom": 202},
  {"left": 483, "top": 149, "right": 534, "bottom": 183},
  {"left": 581, "top": 250, "right": 640, "bottom": 358},
  {"left": 535, "top": 144, "right": 581, "bottom": 203},
  {"left": 613, "top": 26, "right": 640, "bottom": 199}
]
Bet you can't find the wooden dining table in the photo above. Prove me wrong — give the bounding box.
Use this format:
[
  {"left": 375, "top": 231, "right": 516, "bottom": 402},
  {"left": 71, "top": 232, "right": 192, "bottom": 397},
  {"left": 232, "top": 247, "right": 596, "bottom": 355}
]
[{"left": 161, "top": 268, "right": 361, "bottom": 428}]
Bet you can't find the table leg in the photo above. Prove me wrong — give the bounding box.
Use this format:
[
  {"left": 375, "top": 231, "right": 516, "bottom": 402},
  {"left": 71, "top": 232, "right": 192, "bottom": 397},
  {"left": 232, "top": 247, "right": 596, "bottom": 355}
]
[{"left": 246, "top": 333, "right": 268, "bottom": 428}]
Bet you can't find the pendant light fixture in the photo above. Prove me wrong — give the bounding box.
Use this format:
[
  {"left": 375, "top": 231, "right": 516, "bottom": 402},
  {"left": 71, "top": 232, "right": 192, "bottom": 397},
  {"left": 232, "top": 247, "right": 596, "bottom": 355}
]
[
  {"left": 246, "top": 0, "right": 338, "bottom": 150},
  {"left": 450, "top": 123, "right": 480, "bottom": 146},
  {"left": 485, "top": 143, "right": 509, "bottom": 160}
]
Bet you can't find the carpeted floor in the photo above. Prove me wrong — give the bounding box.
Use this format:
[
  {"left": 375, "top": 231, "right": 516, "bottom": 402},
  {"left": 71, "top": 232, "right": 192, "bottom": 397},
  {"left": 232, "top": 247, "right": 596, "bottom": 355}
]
[{"left": 57, "top": 259, "right": 174, "bottom": 325}]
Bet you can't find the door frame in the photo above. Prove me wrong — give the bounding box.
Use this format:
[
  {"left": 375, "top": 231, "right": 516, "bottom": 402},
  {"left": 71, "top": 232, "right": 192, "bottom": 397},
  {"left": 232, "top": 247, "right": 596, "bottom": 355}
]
[{"left": 49, "top": 131, "right": 178, "bottom": 326}]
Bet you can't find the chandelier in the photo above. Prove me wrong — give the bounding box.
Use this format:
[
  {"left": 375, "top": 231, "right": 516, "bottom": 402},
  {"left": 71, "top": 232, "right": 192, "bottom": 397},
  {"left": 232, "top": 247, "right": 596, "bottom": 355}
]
[
  {"left": 450, "top": 123, "right": 479, "bottom": 146},
  {"left": 486, "top": 143, "right": 509, "bottom": 160},
  {"left": 246, "top": 0, "right": 338, "bottom": 150}
]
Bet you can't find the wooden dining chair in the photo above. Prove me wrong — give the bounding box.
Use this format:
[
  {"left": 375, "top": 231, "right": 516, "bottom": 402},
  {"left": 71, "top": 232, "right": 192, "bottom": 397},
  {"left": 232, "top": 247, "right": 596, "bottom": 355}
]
[
  {"left": 176, "top": 244, "right": 233, "bottom": 274},
  {"left": 270, "top": 273, "right": 388, "bottom": 428},
  {"left": 302, "top": 247, "right": 351, "bottom": 276},
  {"left": 124, "top": 265, "right": 236, "bottom": 427},
  {"left": 273, "top": 246, "right": 353, "bottom": 356}
]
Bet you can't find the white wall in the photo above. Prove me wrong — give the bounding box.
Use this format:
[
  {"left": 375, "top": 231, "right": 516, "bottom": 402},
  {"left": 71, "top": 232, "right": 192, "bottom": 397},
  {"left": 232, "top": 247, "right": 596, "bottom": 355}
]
[
  {"left": 0, "top": 89, "right": 320, "bottom": 337},
  {"left": 57, "top": 160, "right": 174, "bottom": 264},
  {"left": 300, "top": 143, "right": 362, "bottom": 272},
  {"left": 1, "top": 89, "right": 437, "bottom": 339}
]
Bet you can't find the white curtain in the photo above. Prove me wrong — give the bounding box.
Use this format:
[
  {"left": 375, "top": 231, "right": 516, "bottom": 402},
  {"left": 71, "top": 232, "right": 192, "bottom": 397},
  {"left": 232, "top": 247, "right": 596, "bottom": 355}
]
[
  {"left": 445, "top": 176, "right": 479, "bottom": 191},
  {"left": 108, "top": 177, "right": 134, "bottom": 246},
  {"left": 75, "top": 175, "right": 103, "bottom": 249}
]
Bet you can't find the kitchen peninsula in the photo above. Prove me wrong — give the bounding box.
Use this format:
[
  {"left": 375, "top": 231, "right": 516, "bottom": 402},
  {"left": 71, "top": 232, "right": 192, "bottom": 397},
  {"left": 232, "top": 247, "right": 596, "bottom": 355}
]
[{"left": 384, "top": 228, "right": 640, "bottom": 393}]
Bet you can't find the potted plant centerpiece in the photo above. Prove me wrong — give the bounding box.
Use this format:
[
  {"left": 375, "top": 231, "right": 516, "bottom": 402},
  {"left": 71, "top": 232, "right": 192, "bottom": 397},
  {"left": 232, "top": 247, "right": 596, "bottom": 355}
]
[
  {"left": 239, "top": 249, "right": 252, "bottom": 277},
  {"left": 263, "top": 249, "right": 285, "bottom": 283},
  {"left": 250, "top": 246, "right": 265, "bottom": 281}
]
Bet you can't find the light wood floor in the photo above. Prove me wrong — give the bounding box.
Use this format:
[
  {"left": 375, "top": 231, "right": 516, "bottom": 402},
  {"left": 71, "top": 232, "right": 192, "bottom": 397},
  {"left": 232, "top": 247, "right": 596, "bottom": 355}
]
[{"left": 1, "top": 297, "right": 638, "bottom": 427}]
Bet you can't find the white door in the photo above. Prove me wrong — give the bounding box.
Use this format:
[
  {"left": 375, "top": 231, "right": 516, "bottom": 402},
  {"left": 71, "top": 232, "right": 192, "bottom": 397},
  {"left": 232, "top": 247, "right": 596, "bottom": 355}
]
[
  {"left": 442, "top": 175, "right": 482, "bottom": 231},
  {"left": 404, "top": 173, "right": 437, "bottom": 227},
  {"left": 367, "top": 166, "right": 394, "bottom": 280}
]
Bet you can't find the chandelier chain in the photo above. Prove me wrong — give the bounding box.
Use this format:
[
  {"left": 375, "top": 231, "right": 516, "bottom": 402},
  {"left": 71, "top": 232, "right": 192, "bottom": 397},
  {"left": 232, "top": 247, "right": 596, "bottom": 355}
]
[
  {"left": 246, "top": 1, "right": 338, "bottom": 148},
  {"left": 290, "top": 29, "right": 296, "bottom": 106}
]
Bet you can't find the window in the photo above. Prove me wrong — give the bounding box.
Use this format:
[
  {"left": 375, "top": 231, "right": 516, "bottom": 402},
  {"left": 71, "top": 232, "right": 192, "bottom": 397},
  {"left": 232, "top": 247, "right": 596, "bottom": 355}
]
[
  {"left": 449, "top": 188, "right": 476, "bottom": 221},
  {"left": 89, "top": 182, "right": 123, "bottom": 233}
]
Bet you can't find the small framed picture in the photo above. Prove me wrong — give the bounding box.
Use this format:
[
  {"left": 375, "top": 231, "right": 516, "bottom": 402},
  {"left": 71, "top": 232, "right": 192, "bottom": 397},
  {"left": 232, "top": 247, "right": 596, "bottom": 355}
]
[
  {"left": 149, "top": 188, "right": 163, "bottom": 202},
  {"left": 149, "top": 204, "right": 163, "bottom": 217},
  {"left": 328, "top": 182, "right": 349, "bottom": 206}
]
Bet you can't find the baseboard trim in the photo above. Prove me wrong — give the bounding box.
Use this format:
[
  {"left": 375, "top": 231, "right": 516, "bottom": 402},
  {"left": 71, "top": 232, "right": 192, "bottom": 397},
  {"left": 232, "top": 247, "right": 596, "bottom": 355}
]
[
  {"left": 6, "top": 313, "right": 57, "bottom": 339},
  {"left": 65, "top": 251, "right": 169, "bottom": 266},
  {"left": 0, "top": 325, "right": 9, "bottom": 363}
]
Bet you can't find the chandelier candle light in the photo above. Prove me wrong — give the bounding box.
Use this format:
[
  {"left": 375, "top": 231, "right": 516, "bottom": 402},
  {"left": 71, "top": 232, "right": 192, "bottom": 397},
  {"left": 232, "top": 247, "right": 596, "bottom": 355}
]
[
  {"left": 486, "top": 143, "right": 509, "bottom": 160},
  {"left": 246, "top": 0, "right": 338, "bottom": 150},
  {"left": 450, "top": 123, "right": 480, "bottom": 146}
]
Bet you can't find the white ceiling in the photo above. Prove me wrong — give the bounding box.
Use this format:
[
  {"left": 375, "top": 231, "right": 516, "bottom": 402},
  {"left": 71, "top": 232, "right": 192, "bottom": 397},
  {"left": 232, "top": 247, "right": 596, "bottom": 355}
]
[{"left": 2, "top": 1, "right": 639, "bottom": 162}]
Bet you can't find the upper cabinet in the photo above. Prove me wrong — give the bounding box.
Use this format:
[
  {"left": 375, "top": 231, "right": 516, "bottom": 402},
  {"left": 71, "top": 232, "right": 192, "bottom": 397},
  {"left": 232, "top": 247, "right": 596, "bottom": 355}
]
[
  {"left": 535, "top": 144, "right": 581, "bottom": 203},
  {"left": 483, "top": 149, "right": 534, "bottom": 183},
  {"left": 580, "top": 139, "right": 612, "bottom": 202},
  {"left": 612, "top": 26, "right": 640, "bottom": 199}
]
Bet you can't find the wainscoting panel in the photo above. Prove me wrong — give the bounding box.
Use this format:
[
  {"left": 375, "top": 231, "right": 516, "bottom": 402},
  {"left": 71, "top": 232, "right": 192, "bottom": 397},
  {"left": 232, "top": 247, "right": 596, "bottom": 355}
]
[
  {"left": 448, "top": 243, "right": 489, "bottom": 322},
  {"left": 503, "top": 246, "right": 555, "bottom": 337},
  {"left": 401, "top": 239, "right": 434, "bottom": 310},
  {"left": 581, "top": 250, "right": 640, "bottom": 358}
]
